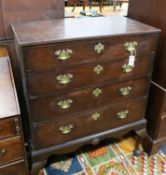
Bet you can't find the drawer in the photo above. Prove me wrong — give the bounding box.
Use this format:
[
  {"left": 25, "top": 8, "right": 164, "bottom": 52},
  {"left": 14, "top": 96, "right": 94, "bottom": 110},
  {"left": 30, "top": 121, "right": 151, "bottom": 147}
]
[
  {"left": 0, "top": 137, "right": 24, "bottom": 165},
  {"left": 32, "top": 98, "right": 146, "bottom": 149},
  {"left": 28, "top": 55, "right": 153, "bottom": 96},
  {"left": 30, "top": 77, "right": 149, "bottom": 123},
  {"left": 23, "top": 34, "right": 156, "bottom": 71},
  {"left": 0, "top": 160, "right": 28, "bottom": 175},
  {"left": 0, "top": 117, "right": 20, "bottom": 140}
]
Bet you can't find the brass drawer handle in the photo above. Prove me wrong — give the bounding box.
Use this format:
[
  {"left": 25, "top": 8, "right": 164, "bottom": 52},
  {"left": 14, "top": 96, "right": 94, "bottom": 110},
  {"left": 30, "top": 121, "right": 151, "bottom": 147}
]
[
  {"left": 55, "top": 49, "right": 73, "bottom": 61},
  {"left": 92, "top": 112, "right": 101, "bottom": 121},
  {"left": 94, "top": 64, "right": 104, "bottom": 75},
  {"left": 56, "top": 73, "right": 73, "bottom": 85},
  {"left": 94, "top": 43, "right": 105, "bottom": 54},
  {"left": 119, "top": 86, "right": 132, "bottom": 96},
  {"left": 117, "top": 110, "right": 129, "bottom": 119},
  {"left": 59, "top": 124, "right": 74, "bottom": 134},
  {"left": 93, "top": 88, "right": 102, "bottom": 97},
  {"left": 14, "top": 118, "right": 20, "bottom": 135},
  {"left": 122, "top": 64, "right": 133, "bottom": 73},
  {"left": 124, "top": 41, "right": 137, "bottom": 53},
  {"left": 0, "top": 149, "right": 7, "bottom": 158},
  {"left": 57, "top": 99, "right": 73, "bottom": 109}
]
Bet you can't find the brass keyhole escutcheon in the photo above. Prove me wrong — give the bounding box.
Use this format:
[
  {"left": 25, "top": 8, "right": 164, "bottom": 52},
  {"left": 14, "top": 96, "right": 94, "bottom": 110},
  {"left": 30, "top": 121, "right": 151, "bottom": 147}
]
[
  {"left": 91, "top": 112, "right": 101, "bottom": 121},
  {"left": 94, "top": 43, "right": 105, "bottom": 54},
  {"left": 94, "top": 64, "right": 104, "bottom": 75},
  {"left": 93, "top": 88, "right": 102, "bottom": 97}
]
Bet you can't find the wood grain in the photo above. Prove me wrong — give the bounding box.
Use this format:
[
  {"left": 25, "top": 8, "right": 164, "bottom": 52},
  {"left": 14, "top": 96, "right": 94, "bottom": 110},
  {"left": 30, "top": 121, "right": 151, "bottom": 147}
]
[
  {"left": 30, "top": 77, "right": 149, "bottom": 123},
  {"left": 146, "top": 82, "right": 166, "bottom": 140},
  {"left": 12, "top": 17, "right": 160, "bottom": 172},
  {"left": 0, "top": 52, "right": 20, "bottom": 118},
  {"left": 128, "top": 0, "right": 166, "bottom": 88},
  {"left": 23, "top": 35, "right": 156, "bottom": 72},
  {"left": 0, "top": 136, "right": 24, "bottom": 165},
  {"left": 0, "top": 117, "right": 18, "bottom": 140},
  {"left": 12, "top": 16, "right": 160, "bottom": 46},
  {"left": 0, "top": 48, "right": 29, "bottom": 174},
  {"left": 28, "top": 56, "right": 152, "bottom": 97},
  {"left": 32, "top": 98, "right": 146, "bottom": 150},
  {"left": 0, "top": 160, "right": 29, "bottom": 175},
  {"left": 128, "top": 0, "right": 166, "bottom": 155}
]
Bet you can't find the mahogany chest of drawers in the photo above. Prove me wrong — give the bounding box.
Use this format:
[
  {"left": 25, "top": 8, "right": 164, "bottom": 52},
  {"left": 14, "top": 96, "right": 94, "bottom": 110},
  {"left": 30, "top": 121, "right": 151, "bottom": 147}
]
[
  {"left": 0, "top": 47, "right": 29, "bottom": 175},
  {"left": 12, "top": 16, "right": 160, "bottom": 174}
]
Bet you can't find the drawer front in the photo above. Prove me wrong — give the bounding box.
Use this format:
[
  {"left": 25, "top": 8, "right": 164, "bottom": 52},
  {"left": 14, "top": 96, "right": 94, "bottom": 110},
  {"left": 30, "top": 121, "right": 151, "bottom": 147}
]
[
  {"left": 28, "top": 55, "right": 153, "bottom": 96},
  {"left": 0, "top": 137, "right": 24, "bottom": 165},
  {"left": 0, "top": 117, "right": 20, "bottom": 140},
  {"left": 30, "top": 77, "right": 149, "bottom": 123},
  {"left": 32, "top": 98, "right": 146, "bottom": 149},
  {"left": 23, "top": 34, "right": 156, "bottom": 71},
  {"left": 0, "top": 160, "right": 28, "bottom": 175}
]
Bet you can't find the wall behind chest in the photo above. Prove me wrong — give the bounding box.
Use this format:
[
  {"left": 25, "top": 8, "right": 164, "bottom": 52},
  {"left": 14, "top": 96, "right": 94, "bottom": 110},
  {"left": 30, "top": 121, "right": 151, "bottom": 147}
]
[
  {"left": 0, "top": 0, "right": 64, "bottom": 97},
  {"left": 0, "top": 0, "right": 64, "bottom": 40}
]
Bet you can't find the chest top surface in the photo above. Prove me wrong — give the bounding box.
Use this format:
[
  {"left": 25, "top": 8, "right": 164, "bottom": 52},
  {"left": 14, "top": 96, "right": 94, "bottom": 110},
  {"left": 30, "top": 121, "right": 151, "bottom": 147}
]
[
  {"left": 12, "top": 16, "right": 160, "bottom": 46},
  {"left": 0, "top": 47, "right": 20, "bottom": 118}
]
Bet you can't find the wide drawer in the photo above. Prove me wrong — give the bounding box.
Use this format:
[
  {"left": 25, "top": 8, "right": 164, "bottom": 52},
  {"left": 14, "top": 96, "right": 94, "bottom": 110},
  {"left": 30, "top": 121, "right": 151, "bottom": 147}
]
[
  {"left": 28, "top": 55, "right": 153, "bottom": 96},
  {"left": 0, "top": 137, "right": 24, "bottom": 165},
  {"left": 0, "top": 117, "right": 20, "bottom": 140},
  {"left": 32, "top": 98, "right": 146, "bottom": 149},
  {"left": 23, "top": 34, "right": 156, "bottom": 71},
  {"left": 30, "top": 77, "right": 149, "bottom": 123}
]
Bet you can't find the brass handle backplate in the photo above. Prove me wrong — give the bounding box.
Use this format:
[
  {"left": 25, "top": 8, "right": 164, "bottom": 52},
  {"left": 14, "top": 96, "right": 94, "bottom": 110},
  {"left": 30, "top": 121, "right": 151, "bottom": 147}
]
[
  {"left": 117, "top": 110, "right": 129, "bottom": 119},
  {"left": 124, "top": 41, "right": 137, "bottom": 53},
  {"left": 14, "top": 118, "right": 20, "bottom": 135},
  {"left": 94, "top": 64, "right": 104, "bottom": 75},
  {"left": 56, "top": 73, "right": 73, "bottom": 85},
  {"left": 122, "top": 64, "right": 133, "bottom": 73},
  {"left": 57, "top": 99, "right": 73, "bottom": 110},
  {"left": 59, "top": 124, "right": 74, "bottom": 134},
  {"left": 94, "top": 43, "right": 105, "bottom": 54},
  {"left": 119, "top": 86, "right": 132, "bottom": 96},
  {"left": 0, "top": 149, "right": 7, "bottom": 158},
  {"left": 93, "top": 88, "right": 102, "bottom": 97},
  {"left": 55, "top": 49, "right": 73, "bottom": 61},
  {"left": 91, "top": 112, "right": 101, "bottom": 121}
]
